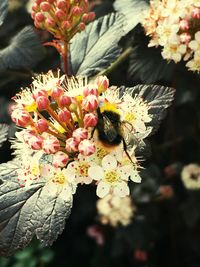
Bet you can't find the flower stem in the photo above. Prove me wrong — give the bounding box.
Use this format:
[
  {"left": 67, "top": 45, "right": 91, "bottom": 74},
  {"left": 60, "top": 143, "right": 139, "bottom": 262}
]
[
  {"left": 97, "top": 47, "right": 133, "bottom": 76},
  {"left": 62, "top": 42, "right": 69, "bottom": 75}
]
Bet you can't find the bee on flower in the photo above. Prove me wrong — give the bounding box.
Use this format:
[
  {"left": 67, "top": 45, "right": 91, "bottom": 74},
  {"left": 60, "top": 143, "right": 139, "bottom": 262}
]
[
  {"left": 10, "top": 70, "right": 173, "bottom": 199},
  {"left": 142, "top": 0, "right": 200, "bottom": 72}
]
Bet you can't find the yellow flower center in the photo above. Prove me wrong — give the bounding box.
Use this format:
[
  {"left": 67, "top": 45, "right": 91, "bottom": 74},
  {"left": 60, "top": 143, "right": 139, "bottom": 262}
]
[
  {"left": 77, "top": 163, "right": 89, "bottom": 177},
  {"left": 96, "top": 147, "right": 108, "bottom": 161},
  {"left": 105, "top": 171, "right": 119, "bottom": 183},
  {"left": 125, "top": 112, "right": 136, "bottom": 123},
  {"left": 52, "top": 172, "right": 65, "bottom": 184},
  {"left": 25, "top": 102, "right": 37, "bottom": 112},
  {"left": 30, "top": 165, "right": 40, "bottom": 176}
]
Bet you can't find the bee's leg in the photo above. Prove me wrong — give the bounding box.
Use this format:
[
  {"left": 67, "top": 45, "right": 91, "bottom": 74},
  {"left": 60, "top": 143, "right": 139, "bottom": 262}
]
[
  {"left": 90, "top": 127, "right": 96, "bottom": 139},
  {"left": 122, "top": 138, "right": 134, "bottom": 164}
]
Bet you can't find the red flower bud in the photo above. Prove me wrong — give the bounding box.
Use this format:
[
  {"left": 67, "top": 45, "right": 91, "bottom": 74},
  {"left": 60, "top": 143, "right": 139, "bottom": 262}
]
[
  {"left": 35, "top": 12, "right": 46, "bottom": 23},
  {"left": 51, "top": 86, "right": 64, "bottom": 99},
  {"left": 40, "top": 2, "right": 51, "bottom": 12},
  {"left": 43, "top": 135, "right": 60, "bottom": 154},
  {"left": 57, "top": 0, "right": 67, "bottom": 9},
  {"left": 36, "top": 96, "right": 50, "bottom": 110},
  {"left": 78, "top": 22, "right": 85, "bottom": 31},
  {"left": 59, "top": 94, "right": 72, "bottom": 107},
  {"left": 87, "top": 12, "right": 96, "bottom": 21},
  {"left": 72, "top": 6, "right": 83, "bottom": 16},
  {"left": 52, "top": 151, "right": 69, "bottom": 167},
  {"left": 55, "top": 9, "right": 66, "bottom": 19},
  {"left": 192, "top": 8, "right": 200, "bottom": 19},
  {"left": 179, "top": 19, "right": 190, "bottom": 31},
  {"left": 84, "top": 113, "right": 98, "bottom": 128},
  {"left": 65, "top": 137, "right": 79, "bottom": 153},
  {"left": 36, "top": 119, "right": 49, "bottom": 133},
  {"left": 83, "top": 86, "right": 98, "bottom": 97},
  {"left": 61, "top": 20, "right": 71, "bottom": 30},
  {"left": 45, "top": 17, "right": 56, "bottom": 28},
  {"left": 96, "top": 76, "right": 109, "bottom": 93},
  {"left": 28, "top": 135, "right": 43, "bottom": 150},
  {"left": 58, "top": 108, "right": 71, "bottom": 122},
  {"left": 82, "top": 95, "right": 98, "bottom": 112},
  {"left": 78, "top": 139, "right": 95, "bottom": 156},
  {"left": 11, "top": 108, "right": 32, "bottom": 127},
  {"left": 72, "top": 128, "right": 88, "bottom": 143}
]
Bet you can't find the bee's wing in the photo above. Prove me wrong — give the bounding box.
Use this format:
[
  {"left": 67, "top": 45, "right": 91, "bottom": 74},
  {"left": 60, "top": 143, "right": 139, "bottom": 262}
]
[
  {"left": 120, "top": 121, "right": 138, "bottom": 147},
  {"left": 103, "top": 115, "right": 118, "bottom": 142}
]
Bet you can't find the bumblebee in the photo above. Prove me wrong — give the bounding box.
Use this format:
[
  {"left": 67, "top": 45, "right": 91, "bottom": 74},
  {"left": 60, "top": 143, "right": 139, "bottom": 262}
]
[{"left": 94, "top": 107, "right": 134, "bottom": 163}]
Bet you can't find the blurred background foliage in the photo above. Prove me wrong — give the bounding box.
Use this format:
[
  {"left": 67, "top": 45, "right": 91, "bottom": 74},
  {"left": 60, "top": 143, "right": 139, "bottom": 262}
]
[{"left": 0, "top": 0, "right": 200, "bottom": 267}]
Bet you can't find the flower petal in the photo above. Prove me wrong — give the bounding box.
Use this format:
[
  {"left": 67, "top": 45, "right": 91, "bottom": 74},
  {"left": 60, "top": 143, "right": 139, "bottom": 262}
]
[
  {"left": 129, "top": 169, "right": 142, "bottom": 183},
  {"left": 113, "top": 181, "right": 130, "bottom": 197},
  {"left": 102, "top": 155, "right": 117, "bottom": 170},
  {"left": 96, "top": 181, "right": 110, "bottom": 198},
  {"left": 88, "top": 166, "right": 104, "bottom": 181}
]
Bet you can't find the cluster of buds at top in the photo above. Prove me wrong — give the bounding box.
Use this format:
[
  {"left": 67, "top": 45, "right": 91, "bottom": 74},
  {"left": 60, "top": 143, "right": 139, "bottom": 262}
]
[
  {"left": 32, "top": 0, "right": 95, "bottom": 41},
  {"left": 142, "top": 0, "right": 200, "bottom": 72},
  {"left": 11, "top": 71, "right": 109, "bottom": 168}
]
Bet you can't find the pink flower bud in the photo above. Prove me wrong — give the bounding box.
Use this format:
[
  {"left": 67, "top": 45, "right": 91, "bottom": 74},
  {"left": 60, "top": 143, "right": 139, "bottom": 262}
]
[
  {"left": 57, "top": 0, "right": 67, "bottom": 9},
  {"left": 36, "top": 0, "right": 43, "bottom": 4},
  {"left": 72, "top": 128, "right": 88, "bottom": 143},
  {"left": 192, "top": 8, "right": 200, "bottom": 19},
  {"left": 45, "top": 18, "right": 56, "bottom": 28},
  {"left": 61, "top": 20, "right": 71, "bottom": 30},
  {"left": 36, "top": 119, "right": 49, "bottom": 133},
  {"left": 52, "top": 151, "right": 69, "bottom": 167},
  {"left": 51, "top": 86, "right": 64, "bottom": 99},
  {"left": 32, "top": 3, "right": 40, "bottom": 12},
  {"left": 55, "top": 9, "right": 66, "bottom": 19},
  {"left": 23, "top": 130, "right": 37, "bottom": 143},
  {"left": 96, "top": 76, "right": 109, "bottom": 93},
  {"left": 84, "top": 113, "right": 98, "bottom": 128},
  {"left": 87, "top": 12, "right": 96, "bottom": 21},
  {"left": 72, "top": 6, "right": 83, "bottom": 16},
  {"left": 28, "top": 135, "right": 43, "bottom": 150},
  {"left": 11, "top": 108, "right": 32, "bottom": 127},
  {"left": 78, "top": 139, "right": 95, "bottom": 156},
  {"left": 32, "top": 89, "right": 48, "bottom": 100},
  {"left": 65, "top": 137, "right": 79, "bottom": 153},
  {"left": 59, "top": 94, "right": 72, "bottom": 107},
  {"left": 31, "top": 11, "right": 36, "bottom": 19},
  {"left": 35, "top": 12, "right": 45, "bottom": 23},
  {"left": 43, "top": 135, "right": 60, "bottom": 154},
  {"left": 83, "top": 86, "right": 98, "bottom": 97},
  {"left": 179, "top": 19, "right": 190, "bottom": 30},
  {"left": 58, "top": 108, "right": 71, "bottom": 122},
  {"left": 82, "top": 95, "right": 98, "bottom": 112},
  {"left": 78, "top": 22, "right": 85, "bottom": 31},
  {"left": 40, "top": 2, "right": 51, "bottom": 12},
  {"left": 36, "top": 96, "right": 50, "bottom": 110},
  {"left": 82, "top": 13, "right": 89, "bottom": 23},
  {"left": 180, "top": 32, "right": 191, "bottom": 44}
]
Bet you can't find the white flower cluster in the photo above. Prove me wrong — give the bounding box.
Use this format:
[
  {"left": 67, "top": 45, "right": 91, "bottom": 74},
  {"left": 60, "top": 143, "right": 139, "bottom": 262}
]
[
  {"left": 142, "top": 0, "right": 200, "bottom": 72},
  {"left": 97, "top": 194, "right": 135, "bottom": 227},
  {"left": 11, "top": 71, "right": 152, "bottom": 199},
  {"left": 181, "top": 163, "right": 200, "bottom": 190}
]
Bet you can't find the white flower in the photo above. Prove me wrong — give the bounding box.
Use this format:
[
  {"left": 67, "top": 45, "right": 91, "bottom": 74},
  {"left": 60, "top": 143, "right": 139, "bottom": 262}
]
[
  {"left": 67, "top": 154, "right": 97, "bottom": 184},
  {"left": 188, "top": 31, "right": 200, "bottom": 52},
  {"left": 97, "top": 194, "right": 135, "bottom": 227},
  {"left": 88, "top": 154, "right": 140, "bottom": 198},
  {"left": 161, "top": 41, "right": 187, "bottom": 62},
  {"left": 119, "top": 94, "right": 151, "bottom": 134},
  {"left": 181, "top": 164, "right": 200, "bottom": 190}
]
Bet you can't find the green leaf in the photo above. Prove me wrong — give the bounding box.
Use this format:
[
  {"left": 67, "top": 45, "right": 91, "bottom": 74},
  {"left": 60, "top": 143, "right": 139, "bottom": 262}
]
[
  {"left": 0, "top": 161, "right": 73, "bottom": 256},
  {"left": 69, "top": 13, "right": 125, "bottom": 76},
  {"left": 0, "top": 124, "right": 9, "bottom": 148},
  {"left": 0, "top": 0, "right": 8, "bottom": 26},
  {"left": 114, "top": 0, "right": 149, "bottom": 34},
  {"left": 121, "top": 84, "right": 175, "bottom": 136},
  {"left": 0, "top": 26, "right": 45, "bottom": 71},
  {"left": 128, "top": 39, "right": 175, "bottom": 83}
]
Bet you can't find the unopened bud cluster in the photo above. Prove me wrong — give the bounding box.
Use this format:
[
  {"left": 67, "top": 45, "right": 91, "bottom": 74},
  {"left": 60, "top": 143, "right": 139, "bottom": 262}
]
[
  {"left": 11, "top": 71, "right": 109, "bottom": 168},
  {"left": 142, "top": 0, "right": 200, "bottom": 72},
  {"left": 31, "top": 0, "right": 95, "bottom": 40}
]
